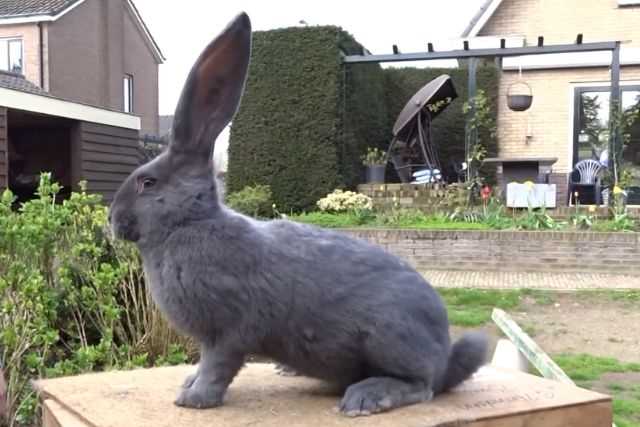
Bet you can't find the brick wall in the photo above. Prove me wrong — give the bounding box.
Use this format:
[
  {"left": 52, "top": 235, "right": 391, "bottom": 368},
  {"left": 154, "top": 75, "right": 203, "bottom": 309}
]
[
  {"left": 343, "top": 229, "right": 640, "bottom": 274},
  {"left": 358, "top": 183, "right": 467, "bottom": 211},
  {"left": 47, "top": 0, "right": 159, "bottom": 134},
  {"left": 477, "top": 0, "right": 640, "bottom": 203},
  {"left": 492, "top": 68, "right": 640, "bottom": 175},
  {"left": 481, "top": 0, "right": 640, "bottom": 49}
]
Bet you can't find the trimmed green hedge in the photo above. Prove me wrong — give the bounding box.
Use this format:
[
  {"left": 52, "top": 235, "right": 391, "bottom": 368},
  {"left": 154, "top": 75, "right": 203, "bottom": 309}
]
[
  {"left": 227, "top": 27, "right": 388, "bottom": 212},
  {"left": 228, "top": 27, "right": 499, "bottom": 211}
]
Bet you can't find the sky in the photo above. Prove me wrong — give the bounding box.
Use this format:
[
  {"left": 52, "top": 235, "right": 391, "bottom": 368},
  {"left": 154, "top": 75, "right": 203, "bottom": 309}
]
[
  {"left": 133, "top": 0, "right": 486, "bottom": 115},
  {"left": 132, "top": 0, "right": 486, "bottom": 170}
]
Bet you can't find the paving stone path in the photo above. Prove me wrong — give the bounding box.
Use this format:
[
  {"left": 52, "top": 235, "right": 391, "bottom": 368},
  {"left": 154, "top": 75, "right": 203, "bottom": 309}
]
[{"left": 421, "top": 270, "right": 640, "bottom": 290}]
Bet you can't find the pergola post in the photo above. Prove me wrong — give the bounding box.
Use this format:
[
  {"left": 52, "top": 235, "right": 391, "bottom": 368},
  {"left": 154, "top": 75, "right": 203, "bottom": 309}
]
[{"left": 609, "top": 41, "right": 621, "bottom": 188}]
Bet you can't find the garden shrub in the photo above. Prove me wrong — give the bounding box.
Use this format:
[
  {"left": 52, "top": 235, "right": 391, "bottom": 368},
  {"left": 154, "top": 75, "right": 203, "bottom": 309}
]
[
  {"left": 0, "top": 174, "right": 190, "bottom": 427},
  {"left": 227, "top": 27, "right": 388, "bottom": 212},
  {"left": 316, "top": 189, "right": 372, "bottom": 213},
  {"left": 225, "top": 184, "right": 274, "bottom": 218}
]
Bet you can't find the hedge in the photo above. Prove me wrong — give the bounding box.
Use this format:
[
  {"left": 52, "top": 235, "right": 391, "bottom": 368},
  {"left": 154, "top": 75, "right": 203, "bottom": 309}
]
[
  {"left": 228, "top": 27, "right": 499, "bottom": 212},
  {"left": 227, "top": 27, "right": 388, "bottom": 212}
]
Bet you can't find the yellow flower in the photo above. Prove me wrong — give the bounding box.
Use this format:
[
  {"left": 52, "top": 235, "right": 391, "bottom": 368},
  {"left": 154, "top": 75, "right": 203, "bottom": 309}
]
[
  {"left": 523, "top": 181, "right": 535, "bottom": 190},
  {"left": 613, "top": 186, "right": 623, "bottom": 195},
  {"left": 588, "top": 205, "right": 596, "bottom": 213}
]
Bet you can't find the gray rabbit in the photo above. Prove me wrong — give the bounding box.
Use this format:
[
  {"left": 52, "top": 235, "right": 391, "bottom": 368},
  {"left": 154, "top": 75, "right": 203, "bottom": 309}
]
[{"left": 109, "top": 12, "right": 487, "bottom": 417}]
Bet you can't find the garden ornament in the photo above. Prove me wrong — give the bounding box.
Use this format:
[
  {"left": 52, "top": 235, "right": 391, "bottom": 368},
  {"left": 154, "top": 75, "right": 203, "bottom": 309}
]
[{"left": 109, "top": 12, "right": 487, "bottom": 417}]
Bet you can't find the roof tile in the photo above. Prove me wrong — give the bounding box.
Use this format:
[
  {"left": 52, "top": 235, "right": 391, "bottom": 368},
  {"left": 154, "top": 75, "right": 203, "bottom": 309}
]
[
  {"left": 0, "top": 0, "right": 81, "bottom": 19},
  {"left": 0, "top": 71, "right": 48, "bottom": 95}
]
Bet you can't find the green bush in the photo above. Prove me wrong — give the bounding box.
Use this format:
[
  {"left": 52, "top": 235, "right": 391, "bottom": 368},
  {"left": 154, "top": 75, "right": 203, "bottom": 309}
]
[
  {"left": 0, "top": 174, "right": 190, "bottom": 426},
  {"left": 227, "top": 27, "right": 388, "bottom": 212},
  {"left": 316, "top": 189, "right": 372, "bottom": 213},
  {"left": 225, "top": 184, "right": 274, "bottom": 218}
]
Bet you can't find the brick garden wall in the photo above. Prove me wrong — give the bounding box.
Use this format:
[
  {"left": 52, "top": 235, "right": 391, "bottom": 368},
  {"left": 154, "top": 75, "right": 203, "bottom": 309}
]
[
  {"left": 343, "top": 229, "right": 640, "bottom": 275},
  {"left": 358, "top": 183, "right": 467, "bottom": 212}
]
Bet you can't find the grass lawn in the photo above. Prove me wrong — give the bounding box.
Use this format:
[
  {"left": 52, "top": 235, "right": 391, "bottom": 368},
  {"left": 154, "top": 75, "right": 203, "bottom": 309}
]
[
  {"left": 440, "top": 288, "right": 640, "bottom": 426},
  {"left": 554, "top": 354, "right": 640, "bottom": 427}
]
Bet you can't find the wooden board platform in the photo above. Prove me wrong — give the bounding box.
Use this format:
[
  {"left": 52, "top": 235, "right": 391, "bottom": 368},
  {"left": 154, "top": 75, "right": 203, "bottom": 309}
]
[{"left": 35, "top": 363, "right": 612, "bottom": 427}]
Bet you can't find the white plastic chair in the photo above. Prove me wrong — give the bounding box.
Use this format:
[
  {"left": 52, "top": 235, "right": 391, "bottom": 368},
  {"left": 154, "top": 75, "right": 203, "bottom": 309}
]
[{"left": 569, "top": 159, "right": 604, "bottom": 205}]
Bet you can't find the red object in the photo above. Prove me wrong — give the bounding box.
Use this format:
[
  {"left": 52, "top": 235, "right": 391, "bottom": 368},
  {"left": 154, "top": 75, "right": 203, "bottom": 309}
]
[{"left": 481, "top": 185, "right": 492, "bottom": 201}]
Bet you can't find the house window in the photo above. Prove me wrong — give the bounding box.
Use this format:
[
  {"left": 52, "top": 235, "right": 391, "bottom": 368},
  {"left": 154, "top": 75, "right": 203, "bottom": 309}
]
[
  {"left": 573, "top": 85, "right": 640, "bottom": 202},
  {"left": 123, "top": 74, "right": 134, "bottom": 113},
  {"left": 0, "top": 38, "right": 23, "bottom": 74}
]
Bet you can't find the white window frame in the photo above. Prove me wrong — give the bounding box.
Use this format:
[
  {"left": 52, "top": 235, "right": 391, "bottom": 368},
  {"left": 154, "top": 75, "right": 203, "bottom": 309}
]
[
  {"left": 0, "top": 37, "right": 24, "bottom": 74},
  {"left": 123, "top": 74, "right": 134, "bottom": 113}
]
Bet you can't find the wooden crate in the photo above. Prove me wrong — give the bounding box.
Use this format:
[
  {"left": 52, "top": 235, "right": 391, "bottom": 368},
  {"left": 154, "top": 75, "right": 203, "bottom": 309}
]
[{"left": 35, "top": 363, "right": 612, "bottom": 427}]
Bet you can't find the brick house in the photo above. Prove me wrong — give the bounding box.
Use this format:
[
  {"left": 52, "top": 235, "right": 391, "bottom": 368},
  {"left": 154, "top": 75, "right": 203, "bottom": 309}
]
[
  {"left": 0, "top": 0, "right": 163, "bottom": 202},
  {"left": 463, "top": 0, "right": 640, "bottom": 205},
  {"left": 0, "top": 0, "right": 164, "bottom": 135}
]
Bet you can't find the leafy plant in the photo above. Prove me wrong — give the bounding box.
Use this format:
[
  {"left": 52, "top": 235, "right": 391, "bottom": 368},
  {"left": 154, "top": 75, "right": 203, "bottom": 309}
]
[
  {"left": 0, "top": 174, "right": 194, "bottom": 426},
  {"left": 316, "top": 189, "right": 372, "bottom": 213},
  {"left": 463, "top": 89, "right": 497, "bottom": 203},
  {"left": 609, "top": 99, "right": 640, "bottom": 188},
  {"left": 360, "top": 146, "right": 386, "bottom": 166},
  {"left": 570, "top": 200, "right": 596, "bottom": 230},
  {"left": 225, "top": 184, "right": 274, "bottom": 218},
  {"left": 516, "top": 205, "right": 559, "bottom": 230}
]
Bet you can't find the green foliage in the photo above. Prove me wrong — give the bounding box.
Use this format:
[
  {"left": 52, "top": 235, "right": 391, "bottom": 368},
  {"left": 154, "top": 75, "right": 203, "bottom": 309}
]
[
  {"left": 225, "top": 184, "right": 274, "bottom": 218},
  {"left": 437, "top": 288, "right": 522, "bottom": 327},
  {"left": 155, "top": 344, "right": 189, "bottom": 367},
  {"left": 0, "top": 174, "right": 191, "bottom": 426},
  {"left": 516, "top": 205, "right": 559, "bottom": 230},
  {"left": 289, "top": 211, "right": 372, "bottom": 228},
  {"left": 289, "top": 209, "right": 489, "bottom": 230},
  {"left": 361, "top": 147, "right": 386, "bottom": 166},
  {"left": 463, "top": 90, "right": 497, "bottom": 198},
  {"left": 316, "top": 189, "right": 372, "bottom": 213},
  {"left": 228, "top": 27, "right": 388, "bottom": 212},
  {"left": 554, "top": 354, "right": 640, "bottom": 381},
  {"left": 554, "top": 353, "right": 640, "bottom": 426}
]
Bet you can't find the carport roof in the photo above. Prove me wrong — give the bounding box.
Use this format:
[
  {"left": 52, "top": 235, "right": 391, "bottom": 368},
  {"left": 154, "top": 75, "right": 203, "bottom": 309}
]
[{"left": 0, "top": 71, "right": 140, "bottom": 130}]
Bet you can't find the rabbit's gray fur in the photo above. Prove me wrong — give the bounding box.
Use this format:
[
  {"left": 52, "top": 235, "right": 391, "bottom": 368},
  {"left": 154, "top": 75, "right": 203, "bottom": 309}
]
[{"left": 109, "top": 12, "right": 487, "bottom": 417}]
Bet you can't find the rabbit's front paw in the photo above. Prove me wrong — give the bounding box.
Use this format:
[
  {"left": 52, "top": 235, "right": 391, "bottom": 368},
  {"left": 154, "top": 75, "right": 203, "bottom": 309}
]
[
  {"left": 175, "top": 384, "right": 223, "bottom": 409},
  {"left": 182, "top": 372, "right": 199, "bottom": 388}
]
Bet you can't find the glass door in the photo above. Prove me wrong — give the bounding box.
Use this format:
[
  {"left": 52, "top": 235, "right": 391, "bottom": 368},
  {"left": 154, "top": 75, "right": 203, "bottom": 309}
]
[{"left": 574, "top": 86, "right": 640, "bottom": 204}]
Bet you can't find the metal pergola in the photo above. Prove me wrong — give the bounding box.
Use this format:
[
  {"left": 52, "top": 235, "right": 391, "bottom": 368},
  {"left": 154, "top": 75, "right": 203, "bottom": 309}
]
[{"left": 343, "top": 37, "right": 622, "bottom": 176}]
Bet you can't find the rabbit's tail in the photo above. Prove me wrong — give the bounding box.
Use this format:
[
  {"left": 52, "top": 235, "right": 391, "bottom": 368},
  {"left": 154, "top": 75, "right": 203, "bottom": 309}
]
[{"left": 440, "top": 332, "right": 488, "bottom": 392}]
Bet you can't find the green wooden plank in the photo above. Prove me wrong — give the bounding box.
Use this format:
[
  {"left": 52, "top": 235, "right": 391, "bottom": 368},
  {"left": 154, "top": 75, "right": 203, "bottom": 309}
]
[{"left": 491, "top": 308, "right": 574, "bottom": 384}]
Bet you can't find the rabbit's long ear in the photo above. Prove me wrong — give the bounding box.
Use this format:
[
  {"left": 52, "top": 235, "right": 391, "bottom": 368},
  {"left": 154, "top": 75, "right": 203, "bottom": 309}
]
[{"left": 169, "top": 12, "right": 251, "bottom": 163}]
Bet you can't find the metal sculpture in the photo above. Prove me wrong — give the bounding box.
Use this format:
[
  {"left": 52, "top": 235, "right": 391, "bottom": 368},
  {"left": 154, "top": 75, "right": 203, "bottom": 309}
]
[{"left": 386, "top": 74, "right": 457, "bottom": 183}]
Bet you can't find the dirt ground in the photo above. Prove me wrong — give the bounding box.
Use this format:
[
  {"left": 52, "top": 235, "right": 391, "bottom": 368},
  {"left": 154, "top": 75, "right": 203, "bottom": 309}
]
[{"left": 452, "top": 292, "right": 640, "bottom": 364}]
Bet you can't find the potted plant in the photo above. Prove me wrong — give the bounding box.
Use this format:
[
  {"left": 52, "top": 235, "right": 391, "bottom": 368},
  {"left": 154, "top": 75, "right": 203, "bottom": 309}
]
[{"left": 361, "top": 147, "right": 387, "bottom": 183}]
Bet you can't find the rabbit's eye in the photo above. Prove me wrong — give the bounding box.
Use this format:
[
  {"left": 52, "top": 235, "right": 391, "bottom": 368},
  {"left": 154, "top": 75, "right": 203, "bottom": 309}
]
[{"left": 137, "top": 177, "right": 157, "bottom": 193}]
